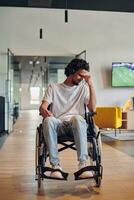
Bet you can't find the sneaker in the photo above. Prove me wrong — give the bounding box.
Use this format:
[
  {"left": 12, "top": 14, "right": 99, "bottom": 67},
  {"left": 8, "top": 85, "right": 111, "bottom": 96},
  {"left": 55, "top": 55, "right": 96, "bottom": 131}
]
[
  {"left": 78, "top": 161, "right": 93, "bottom": 178},
  {"left": 50, "top": 164, "right": 63, "bottom": 179}
]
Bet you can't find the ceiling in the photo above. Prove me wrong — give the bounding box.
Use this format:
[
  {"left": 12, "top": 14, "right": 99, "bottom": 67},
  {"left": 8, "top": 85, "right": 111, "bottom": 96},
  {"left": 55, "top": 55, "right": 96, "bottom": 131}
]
[
  {"left": 0, "top": 0, "right": 134, "bottom": 12},
  {"left": 1, "top": 1, "right": 134, "bottom": 63}
]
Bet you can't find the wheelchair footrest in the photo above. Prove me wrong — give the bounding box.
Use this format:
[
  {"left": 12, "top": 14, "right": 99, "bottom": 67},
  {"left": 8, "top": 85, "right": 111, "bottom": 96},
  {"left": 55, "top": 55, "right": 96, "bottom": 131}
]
[
  {"left": 42, "top": 166, "right": 69, "bottom": 181},
  {"left": 74, "top": 166, "right": 98, "bottom": 180}
]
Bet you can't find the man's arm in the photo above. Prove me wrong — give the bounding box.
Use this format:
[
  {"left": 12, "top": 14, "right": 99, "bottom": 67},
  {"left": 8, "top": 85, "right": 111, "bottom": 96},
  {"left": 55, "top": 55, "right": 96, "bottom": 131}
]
[
  {"left": 39, "top": 100, "right": 53, "bottom": 118},
  {"left": 86, "top": 82, "right": 96, "bottom": 112},
  {"left": 79, "top": 70, "right": 97, "bottom": 112}
]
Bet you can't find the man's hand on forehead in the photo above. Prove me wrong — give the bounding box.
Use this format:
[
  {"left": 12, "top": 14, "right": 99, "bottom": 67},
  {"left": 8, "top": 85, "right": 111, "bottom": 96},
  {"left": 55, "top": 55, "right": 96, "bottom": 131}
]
[
  {"left": 76, "top": 69, "right": 93, "bottom": 84},
  {"left": 78, "top": 70, "right": 90, "bottom": 77}
]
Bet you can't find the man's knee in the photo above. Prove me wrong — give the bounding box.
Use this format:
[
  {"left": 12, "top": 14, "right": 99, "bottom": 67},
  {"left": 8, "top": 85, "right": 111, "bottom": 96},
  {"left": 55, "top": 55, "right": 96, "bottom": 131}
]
[
  {"left": 71, "top": 115, "right": 86, "bottom": 126},
  {"left": 43, "top": 116, "right": 57, "bottom": 126}
]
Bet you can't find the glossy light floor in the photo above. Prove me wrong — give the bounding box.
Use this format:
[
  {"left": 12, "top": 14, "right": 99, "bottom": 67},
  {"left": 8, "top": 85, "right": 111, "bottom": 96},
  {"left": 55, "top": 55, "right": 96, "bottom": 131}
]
[{"left": 0, "top": 110, "right": 134, "bottom": 200}]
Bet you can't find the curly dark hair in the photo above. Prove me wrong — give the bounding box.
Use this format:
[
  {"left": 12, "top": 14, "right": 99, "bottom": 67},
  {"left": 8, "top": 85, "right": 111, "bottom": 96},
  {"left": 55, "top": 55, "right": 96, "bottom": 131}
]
[{"left": 64, "top": 58, "right": 90, "bottom": 77}]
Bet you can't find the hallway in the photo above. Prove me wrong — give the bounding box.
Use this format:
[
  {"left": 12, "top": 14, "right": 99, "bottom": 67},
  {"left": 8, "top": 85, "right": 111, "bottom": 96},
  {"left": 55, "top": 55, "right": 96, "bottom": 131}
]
[{"left": 0, "top": 110, "right": 134, "bottom": 200}]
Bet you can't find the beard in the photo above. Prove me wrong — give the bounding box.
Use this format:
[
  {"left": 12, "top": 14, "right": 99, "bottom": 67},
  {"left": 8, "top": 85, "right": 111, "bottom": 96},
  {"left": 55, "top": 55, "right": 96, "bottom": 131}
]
[{"left": 72, "top": 79, "right": 81, "bottom": 86}]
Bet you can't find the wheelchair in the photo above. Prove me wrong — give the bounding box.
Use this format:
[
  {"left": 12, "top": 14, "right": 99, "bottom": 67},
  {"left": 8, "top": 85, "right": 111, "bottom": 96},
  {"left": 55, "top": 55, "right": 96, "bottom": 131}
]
[{"left": 35, "top": 111, "right": 103, "bottom": 188}]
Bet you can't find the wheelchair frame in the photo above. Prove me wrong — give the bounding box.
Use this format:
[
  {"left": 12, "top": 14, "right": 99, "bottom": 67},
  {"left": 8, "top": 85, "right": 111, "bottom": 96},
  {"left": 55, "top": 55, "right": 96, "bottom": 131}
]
[{"left": 35, "top": 112, "right": 103, "bottom": 188}]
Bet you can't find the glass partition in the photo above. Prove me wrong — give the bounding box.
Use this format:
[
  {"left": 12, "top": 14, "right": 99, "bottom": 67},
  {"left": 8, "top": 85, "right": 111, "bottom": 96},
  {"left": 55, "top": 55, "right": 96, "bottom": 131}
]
[{"left": 7, "top": 49, "right": 14, "bottom": 132}]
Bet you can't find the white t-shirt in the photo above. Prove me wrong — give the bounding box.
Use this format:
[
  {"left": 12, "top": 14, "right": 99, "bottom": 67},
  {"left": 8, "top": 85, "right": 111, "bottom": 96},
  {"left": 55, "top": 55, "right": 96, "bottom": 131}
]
[{"left": 43, "top": 81, "right": 90, "bottom": 121}]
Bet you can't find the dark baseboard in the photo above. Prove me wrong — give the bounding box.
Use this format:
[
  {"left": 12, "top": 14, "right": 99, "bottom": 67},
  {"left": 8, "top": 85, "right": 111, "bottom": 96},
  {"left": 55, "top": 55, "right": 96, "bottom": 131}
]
[{"left": 0, "top": 131, "right": 8, "bottom": 149}]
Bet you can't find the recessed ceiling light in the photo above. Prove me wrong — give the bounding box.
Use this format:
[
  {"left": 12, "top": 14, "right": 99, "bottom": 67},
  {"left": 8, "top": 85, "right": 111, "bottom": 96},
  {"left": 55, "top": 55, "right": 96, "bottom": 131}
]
[
  {"left": 36, "top": 61, "right": 40, "bottom": 64},
  {"left": 29, "top": 61, "right": 33, "bottom": 64}
]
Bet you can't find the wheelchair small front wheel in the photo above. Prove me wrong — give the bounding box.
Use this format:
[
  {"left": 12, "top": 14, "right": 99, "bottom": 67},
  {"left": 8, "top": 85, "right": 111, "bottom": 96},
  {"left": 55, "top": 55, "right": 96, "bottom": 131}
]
[
  {"left": 95, "top": 164, "right": 103, "bottom": 187},
  {"left": 95, "top": 175, "right": 101, "bottom": 187}
]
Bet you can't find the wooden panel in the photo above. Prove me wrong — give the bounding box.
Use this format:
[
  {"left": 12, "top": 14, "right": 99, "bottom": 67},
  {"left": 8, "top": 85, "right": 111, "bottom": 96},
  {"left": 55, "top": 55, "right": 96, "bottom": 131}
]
[
  {"left": 121, "top": 111, "right": 134, "bottom": 130},
  {"left": 127, "top": 111, "right": 134, "bottom": 130},
  {"left": 121, "top": 112, "right": 127, "bottom": 129}
]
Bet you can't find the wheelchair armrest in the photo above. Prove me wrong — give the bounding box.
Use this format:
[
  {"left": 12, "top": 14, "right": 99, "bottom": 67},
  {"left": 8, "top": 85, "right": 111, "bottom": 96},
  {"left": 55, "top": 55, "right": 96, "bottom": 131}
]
[
  {"left": 85, "top": 111, "right": 96, "bottom": 130},
  {"left": 88, "top": 111, "right": 97, "bottom": 117}
]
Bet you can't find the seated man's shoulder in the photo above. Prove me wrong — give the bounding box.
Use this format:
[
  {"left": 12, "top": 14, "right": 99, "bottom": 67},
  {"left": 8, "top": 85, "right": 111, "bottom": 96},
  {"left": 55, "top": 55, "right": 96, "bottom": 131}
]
[{"left": 48, "top": 83, "right": 62, "bottom": 91}]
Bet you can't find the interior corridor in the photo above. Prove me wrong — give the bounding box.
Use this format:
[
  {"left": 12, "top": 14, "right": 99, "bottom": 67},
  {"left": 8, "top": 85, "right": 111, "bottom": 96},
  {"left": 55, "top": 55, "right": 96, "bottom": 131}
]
[{"left": 0, "top": 110, "right": 134, "bottom": 200}]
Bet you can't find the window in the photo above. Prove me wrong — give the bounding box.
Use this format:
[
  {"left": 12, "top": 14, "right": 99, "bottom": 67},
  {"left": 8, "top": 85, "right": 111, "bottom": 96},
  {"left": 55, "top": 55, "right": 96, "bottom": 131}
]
[{"left": 30, "top": 87, "right": 40, "bottom": 104}]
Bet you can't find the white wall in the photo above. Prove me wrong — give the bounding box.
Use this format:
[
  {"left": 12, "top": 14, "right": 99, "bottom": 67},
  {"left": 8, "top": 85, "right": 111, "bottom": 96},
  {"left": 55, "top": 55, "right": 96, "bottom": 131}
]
[
  {"left": 0, "top": 7, "right": 134, "bottom": 112},
  {"left": 57, "top": 69, "right": 66, "bottom": 83}
]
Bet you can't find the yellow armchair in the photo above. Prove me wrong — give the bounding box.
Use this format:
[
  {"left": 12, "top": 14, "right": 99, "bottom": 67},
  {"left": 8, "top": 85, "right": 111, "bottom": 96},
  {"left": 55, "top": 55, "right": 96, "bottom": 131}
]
[{"left": 94, "top": 107, "right": 122, "bottom": 136}]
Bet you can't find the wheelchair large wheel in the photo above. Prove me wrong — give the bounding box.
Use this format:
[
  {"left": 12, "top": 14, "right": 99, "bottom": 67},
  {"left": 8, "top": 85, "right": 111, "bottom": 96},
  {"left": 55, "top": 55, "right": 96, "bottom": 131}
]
[
  {"left": 35, "top": 128, "right": 42, "bottom": 188},
  {"left": 95, "top": 174, "right": 101, "bottom": 187},
  {"left": 92, "top": 137, "right": 102, "bottom": 187},
  {"left": 88, "top": 137, "right": 102, "bottom": 187}
]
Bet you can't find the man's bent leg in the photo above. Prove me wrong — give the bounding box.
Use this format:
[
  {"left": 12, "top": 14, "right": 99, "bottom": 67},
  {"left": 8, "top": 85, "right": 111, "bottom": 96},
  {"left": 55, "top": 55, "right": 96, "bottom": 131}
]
[
  {"left": 70, "top": 115, "right": 93, "bottom": 178},
  {"left": 70, "top": 115, "right": 88, "bottom": 162},
  {"left": 43, "top": 116, "right": 61, "bottom": 166}
]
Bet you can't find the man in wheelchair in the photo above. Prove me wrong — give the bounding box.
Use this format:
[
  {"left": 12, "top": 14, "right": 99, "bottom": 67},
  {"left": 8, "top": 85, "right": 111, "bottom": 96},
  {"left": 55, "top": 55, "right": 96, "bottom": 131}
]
[{"left": 39, "top": 58, "right": 97, "bottom": 180}]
